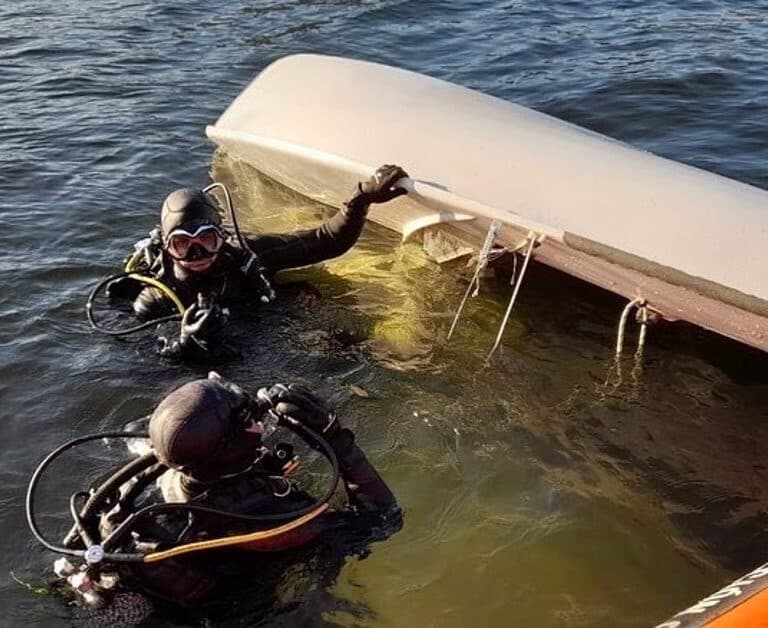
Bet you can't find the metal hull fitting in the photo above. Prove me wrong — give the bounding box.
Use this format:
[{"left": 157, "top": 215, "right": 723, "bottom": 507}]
[{"left": 206, "top": 54, "right": 768, "bottom": 354}]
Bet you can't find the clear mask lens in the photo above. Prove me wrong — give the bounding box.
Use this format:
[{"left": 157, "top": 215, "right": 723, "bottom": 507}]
[{"left": 166, "top": 226, "right": 223, "bottom": 260}]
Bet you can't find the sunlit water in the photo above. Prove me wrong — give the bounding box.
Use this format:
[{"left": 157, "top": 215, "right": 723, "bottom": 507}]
[{"left": 2, "top": 2, "right": 768, "bottom": 627}]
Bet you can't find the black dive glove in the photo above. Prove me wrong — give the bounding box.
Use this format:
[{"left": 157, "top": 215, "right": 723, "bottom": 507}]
[
  {"left": 180, "top": 300, "right": 214, "bottom": 350},
  {"left": 105, "top": 276, "right": 143, "bottom": 301},
  {"left": 158, "top": 295, "right": 223, "bottom": 356},
  {"left": 357, "top": 164, "right": 409, "bottom": 204},
  {"left": 266, "top": 384, "right": 355, "bottom": 457}
]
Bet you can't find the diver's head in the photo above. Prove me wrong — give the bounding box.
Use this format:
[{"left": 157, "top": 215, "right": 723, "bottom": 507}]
[
  {"left": 149, "top": 379, "right": 262, "bottom": 483},
  {"left": 160, "top": 188, "right": 225, "bottom": 274}
]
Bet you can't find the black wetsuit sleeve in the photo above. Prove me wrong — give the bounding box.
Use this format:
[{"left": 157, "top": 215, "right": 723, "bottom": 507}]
[
  {"left": 246, "top": 194, "right": 370, "bottom": 274},
  {"left": 337, "top": 444, "right": 398, "bottom": 513},
  {"left": 256, "top": 443, "right": 400, "bottom": 551},
  {"left": 133, "top": 286, "right": 175, "bottom": 320}
]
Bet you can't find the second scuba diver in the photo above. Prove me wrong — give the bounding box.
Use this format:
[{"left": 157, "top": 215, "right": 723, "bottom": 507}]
[
  {"left": 97, "top": 164, "right": 409, "bottom": 358},
  {"left": 30, "top": 374, "right": 399, "bottom": 620}
]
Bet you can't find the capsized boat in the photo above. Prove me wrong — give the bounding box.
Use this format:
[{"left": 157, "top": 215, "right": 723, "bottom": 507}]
[{"left": 206, "top": 54, "right": 768, "bottom": 354}]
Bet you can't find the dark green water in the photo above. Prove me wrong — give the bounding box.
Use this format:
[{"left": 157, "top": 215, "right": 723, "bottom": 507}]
[{"left": 3, "top": 2, "right": 768, "bottom": 626}]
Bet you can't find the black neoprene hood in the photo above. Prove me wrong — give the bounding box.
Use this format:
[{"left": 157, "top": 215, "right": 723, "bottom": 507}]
[
  {"left": 149, "top": 380, "right": 258, "bottom": 482},
  {"left": 160, "top": 188, "right": 223, "bottom": 236}
]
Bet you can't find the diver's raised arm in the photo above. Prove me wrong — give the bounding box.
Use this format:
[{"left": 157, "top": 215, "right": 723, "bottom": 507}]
[
  {"left": 269, "top": 384, "right": 398, "bottom": 513},
  {"left": 243, "top": 164, "right": 409, "bottom": 275}
]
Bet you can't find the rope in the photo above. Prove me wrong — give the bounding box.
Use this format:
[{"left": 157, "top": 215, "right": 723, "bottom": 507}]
[
  {"left": 447, "top": 220, "right": 502, "bottom": 340},
  {"left": 615, "top": 298, "right": 649, "bottom": 359},
  {"left": 635, "top": 303, "right": 649, "bottom": 359},
  {"left": 486, "top": 233, "right": 537, "bottom": 361}
]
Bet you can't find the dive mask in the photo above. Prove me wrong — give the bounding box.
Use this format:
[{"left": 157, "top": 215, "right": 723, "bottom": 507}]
[{"left": 165, "top": 224, "right": 224, "bottom": 260}]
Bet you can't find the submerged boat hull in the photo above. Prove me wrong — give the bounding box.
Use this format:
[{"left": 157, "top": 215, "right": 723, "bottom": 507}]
[{"left": 207, "top": 54, "right": 768, "bottom": 353}]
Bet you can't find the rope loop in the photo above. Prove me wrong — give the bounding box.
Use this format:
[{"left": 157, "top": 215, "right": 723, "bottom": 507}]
[
  {"left": 615, "top": 297, "right": 650, "bottom": 359},
  {"left": 486, "top": 231, "right": 539, "bottom": 361}
]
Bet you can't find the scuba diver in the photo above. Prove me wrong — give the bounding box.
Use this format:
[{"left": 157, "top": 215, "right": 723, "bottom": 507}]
[
  {"left": 27, "top": 374, "right": 400, "bottom": 621},
  {"left": 91, "top": 164, "right": 409, "bottom": 357}
]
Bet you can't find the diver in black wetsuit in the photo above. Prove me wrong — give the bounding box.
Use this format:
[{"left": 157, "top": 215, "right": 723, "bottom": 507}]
[
  {"left": 95, "top": 375, "right": 400, "bottom": 607},
  {"left": 108, "top": 164, "right": 408, "bottom": 357}
]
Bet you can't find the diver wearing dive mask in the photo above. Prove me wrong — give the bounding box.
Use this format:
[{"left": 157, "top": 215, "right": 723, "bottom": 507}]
[
  {"left": 164, "top": 224, "right": 225, "bottom": 265},
  {"left": 103, "top": 164, "right": 409, "bottom": 358}
]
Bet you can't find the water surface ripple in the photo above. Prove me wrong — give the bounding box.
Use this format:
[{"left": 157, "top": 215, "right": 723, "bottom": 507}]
[{"left": 2, "top": 2, "right": 768, "bottom": 627}]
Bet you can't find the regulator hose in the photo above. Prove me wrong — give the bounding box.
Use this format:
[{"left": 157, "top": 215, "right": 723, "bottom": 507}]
[
  {"left": 26, "top": 432, "right": 154, "bottom": 563},
  {"left": 203, "top": 182, "right": 246, "bottom": 251},
  {"left": 86, "top": 272, "right": 183, "bottom": 337},
  {"left": 27, "top": 421, "right": 340, "bottom": 564},
  {"left": 87, "top": 181, "right": 257, "bottom": 338},
  {"left": 100, "top": 418, "right": 339, "bottom": 553},
  {"left": 62, "top": 450, "right": 159, "bottom": 548},
  {"left": 69, "top": 491, "right": 96, "bottom": 548},
  {"left": 204, "top": 182, "right": 274, "bottom": 301}
]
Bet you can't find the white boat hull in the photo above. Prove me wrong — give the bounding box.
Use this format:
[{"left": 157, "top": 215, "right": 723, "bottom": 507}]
[{"left": 207, "top": 54, "right": 768, "bottom": 353}]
